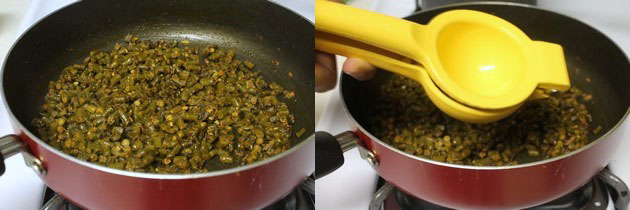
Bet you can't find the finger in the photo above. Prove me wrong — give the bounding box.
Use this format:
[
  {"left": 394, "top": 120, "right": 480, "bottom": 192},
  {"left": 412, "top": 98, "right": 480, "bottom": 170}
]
[
  {"left": 315, "top": 51, "right": 338, "bottom": 92},
  {"left": 342, "top": 57, "right": 376, "bottom": 80}
]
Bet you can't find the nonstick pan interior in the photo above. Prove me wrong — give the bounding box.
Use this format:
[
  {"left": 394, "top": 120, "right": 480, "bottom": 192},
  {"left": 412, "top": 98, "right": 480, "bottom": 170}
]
[{"left": 2, "top": 0, "right": 314, "bottom": 170}]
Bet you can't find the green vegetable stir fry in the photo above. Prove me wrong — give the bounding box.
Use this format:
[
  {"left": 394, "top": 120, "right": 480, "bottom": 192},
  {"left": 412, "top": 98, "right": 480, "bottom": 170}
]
[
  {"left": 369, "top": 75, "right": 594, "bottom": 166},
  {"left": 33, "top": 35, "right": 296, "bottom": 174}
]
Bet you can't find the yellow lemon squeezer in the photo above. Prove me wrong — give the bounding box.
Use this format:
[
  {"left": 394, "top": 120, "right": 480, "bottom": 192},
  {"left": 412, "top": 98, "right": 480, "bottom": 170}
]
[{"left": 315, "top": 1, "right": 570, "bottom": 123}]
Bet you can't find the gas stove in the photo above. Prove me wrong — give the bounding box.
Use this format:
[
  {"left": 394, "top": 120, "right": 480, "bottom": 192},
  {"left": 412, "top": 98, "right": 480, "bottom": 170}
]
[
  {"left": 373, "top": 169, "right": 627, "bottom": 210},
  {"left": 40, "top": 179, "right": 314, "bottom": 210},
  {"left": 315, "top": 2, "right": 630, "bottom": 210},
  {"left": 0, "top": 1, "right": 314, "bottom": 210}
]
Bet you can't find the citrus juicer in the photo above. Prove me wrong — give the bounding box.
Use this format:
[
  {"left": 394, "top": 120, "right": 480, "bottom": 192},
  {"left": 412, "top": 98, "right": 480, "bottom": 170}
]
[{"left": 315, "top": 0, "right": 570, "bottom": 123}]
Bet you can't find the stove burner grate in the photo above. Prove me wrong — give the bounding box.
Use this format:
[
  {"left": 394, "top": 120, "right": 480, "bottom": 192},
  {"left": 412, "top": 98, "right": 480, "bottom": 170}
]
[
  {"left": 372, "top": 169, "right": 629, "bottom": 210},
  {"left": 41, "top": 177, "right": 314, "bottom": 210}
]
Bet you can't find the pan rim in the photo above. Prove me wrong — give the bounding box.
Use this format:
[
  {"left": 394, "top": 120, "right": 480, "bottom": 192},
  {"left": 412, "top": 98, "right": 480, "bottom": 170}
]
[
  {"left": 0, "top": 0, "right": 315, "bottom": 179},
  {"left": 339, "top": 1, "right": 630, "bottom": 171}
]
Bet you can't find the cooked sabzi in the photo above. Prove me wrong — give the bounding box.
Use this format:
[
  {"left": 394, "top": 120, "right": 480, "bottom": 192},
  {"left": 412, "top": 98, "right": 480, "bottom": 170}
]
[
  {"left": 369, "top": 75, "right": 593, "bottom": 166},
  {"left": 33, "top": 35, "right": 296, "bottom": 174}
]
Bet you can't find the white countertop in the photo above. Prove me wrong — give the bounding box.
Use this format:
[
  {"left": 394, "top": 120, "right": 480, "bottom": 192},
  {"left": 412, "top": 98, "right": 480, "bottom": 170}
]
[
  {"left": 0, "top": 1, "right": 31, "bottom": 64},
  {"left": 0, "top": 1, "right": 44, "bottom": 210}
]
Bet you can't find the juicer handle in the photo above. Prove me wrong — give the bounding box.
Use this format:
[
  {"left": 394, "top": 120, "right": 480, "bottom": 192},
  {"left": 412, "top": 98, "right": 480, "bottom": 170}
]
[
  {"left": 315, "top": 0, "right": 426, "bottom": 63},
  {"left": 315, "top": 131, "right": 358, "bottom": 179},
  {"left": 0, "top": 135, "right": 46, "bottom": 177},
  {"left": 532, "top": 41, "right": 571, "bottom": 91},
  {"left": 315, "top": 31, "right": 426, "bottom": 80},
  {"left": 316, "top": 32, "right": 517, "bottom": 123}
]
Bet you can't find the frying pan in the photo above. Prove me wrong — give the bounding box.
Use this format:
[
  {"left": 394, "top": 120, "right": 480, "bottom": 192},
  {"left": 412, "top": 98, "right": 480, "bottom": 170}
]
[
  {"left": 0, "top": 0, "right": 314, "bottom": 209},
  {"left": 315, "top": 2, "right": 630, "bottom": 209}
]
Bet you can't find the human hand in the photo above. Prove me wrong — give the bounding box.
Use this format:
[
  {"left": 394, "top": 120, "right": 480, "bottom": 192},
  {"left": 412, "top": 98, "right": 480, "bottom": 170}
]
[
  {"left": 315, "top": 51, "right": 376, "bottom": 92},
  {"left": 314, "top": 0, "right": 377, "bottom": 93}
]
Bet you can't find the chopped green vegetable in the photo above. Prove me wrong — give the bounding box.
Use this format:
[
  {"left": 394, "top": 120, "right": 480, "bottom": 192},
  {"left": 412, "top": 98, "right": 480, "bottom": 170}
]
[
  {"left": 33, "top": 35, "right": 295, "bottom": 174},
  {"left": 369, "top": 75, "right": 593, "bottom": 166},
  {"left": 295, "top": 128, "right": 306, "bottom": 138}
]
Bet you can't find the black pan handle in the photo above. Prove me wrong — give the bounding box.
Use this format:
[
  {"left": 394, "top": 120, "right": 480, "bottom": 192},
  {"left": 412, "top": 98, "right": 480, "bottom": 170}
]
[
  {"left": 315, "top": 131, "right": 359, "bottom": 179},
  {"left": 0, "top": 135, "right": 23, "bottom": 176},
  {"left": 0, "top": 135, "right": 46, "bottom": 176}
]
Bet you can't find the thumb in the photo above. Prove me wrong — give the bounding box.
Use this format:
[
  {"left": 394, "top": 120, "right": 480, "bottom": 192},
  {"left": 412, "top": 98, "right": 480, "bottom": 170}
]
[{"left": 342, "top": 57, "right": 376, "bottom": 80}]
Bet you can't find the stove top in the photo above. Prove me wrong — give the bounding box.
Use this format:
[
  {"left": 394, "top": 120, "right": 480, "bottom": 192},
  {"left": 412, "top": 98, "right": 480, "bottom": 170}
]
[
  {"left": 372, "top": 169, "right": 628, "bottom": 210},
  {"left": 41, "top": 179, "right": 315, "bottom": 210}
]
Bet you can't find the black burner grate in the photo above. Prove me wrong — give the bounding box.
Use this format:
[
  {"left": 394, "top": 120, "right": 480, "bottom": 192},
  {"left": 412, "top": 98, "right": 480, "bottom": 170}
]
[
  {"left": 380, "top": 178, "right": 608, "bottom": 210},
  {"left": 41, "top": 179, "right": 314, "bottom": 210},
  {"left": 374, "top": 169, "right": 628, "bottom": 210}
]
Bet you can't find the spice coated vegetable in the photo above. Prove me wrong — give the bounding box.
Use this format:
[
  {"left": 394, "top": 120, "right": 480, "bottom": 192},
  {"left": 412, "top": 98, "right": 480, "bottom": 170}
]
[
  {"left": 33, "top": 35, "right": 297, "bottom": 174},
  {"left": 369, "top": 75, "right": 594, "bottom": 166}
]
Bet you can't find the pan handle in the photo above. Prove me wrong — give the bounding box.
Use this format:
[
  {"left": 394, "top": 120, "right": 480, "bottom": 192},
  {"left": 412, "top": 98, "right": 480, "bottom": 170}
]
[
  {"left": 314, "top": 131, "right": 359, "bottom": 179},
  {"left": 0, "top": 135, "right": 46, "bottom": 176}
]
